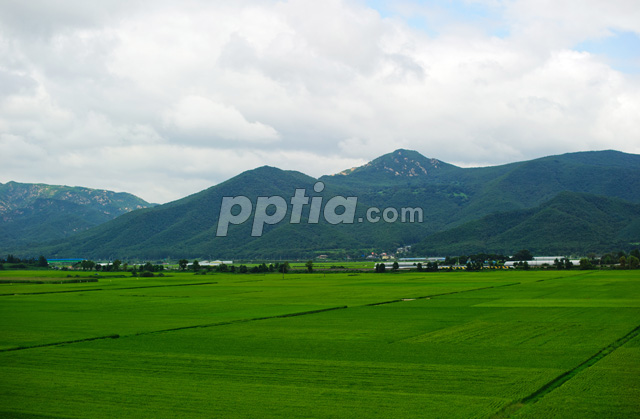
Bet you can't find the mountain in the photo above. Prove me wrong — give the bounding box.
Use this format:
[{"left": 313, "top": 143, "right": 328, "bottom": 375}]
[
  {"left": 8, "top": 149, "right": 640, "bottom": 259},
  {"left": 25, "top": 167, "right": 323, "bottom": 259},
  {"left": 0, "top": 181, "right": 154, "bottom": 249},
  {"left": 323, "top": 149, "right": 640, "bottom": 230},
  {"left": 411, "top": 192, "right": 640, "bottom": 256},
  {"left": 321, "top": 149, "right": 461, "bottom": 187},
  {"left": 21, "top": 164, "right": 440, "bottom": 259},
  {"left": 449, "top": 150, "right": 640, "bottom": 220}
]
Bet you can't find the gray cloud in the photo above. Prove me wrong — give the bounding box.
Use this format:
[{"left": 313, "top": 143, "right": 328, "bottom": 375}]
[{"left": 0, "top": 0, "right": 638, "bottom": 203}]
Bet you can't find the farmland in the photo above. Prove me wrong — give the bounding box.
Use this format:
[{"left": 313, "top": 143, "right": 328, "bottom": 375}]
[{"left": 0, "top": 270, "right": 638, "bottom": 418}]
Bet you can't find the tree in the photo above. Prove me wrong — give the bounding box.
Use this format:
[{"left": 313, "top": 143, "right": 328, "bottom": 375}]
[
  {"left": 392, "top": 261, "right": 399, "bottom": 271},
  {"left": 80, "top": 260, "right": 95, "bottom": 271},
  {"left": 553, "top": 258, "right": 563, "bottom": 270},
  {"left": 467, "top": 261, "right": 483, "bottom": 271},
  {"left": 619, "top": 256, "right": 627, "bottom": 269},
  {"left": 563, "top": 258, "right": 573, "bottom": 270},
  {"left": 579, "top": 258, "right": 594, "bottom": 270},
  {"left": 512, "top": 249, "right": 533, "bottom": 261},
  {"left": 278, "top": 262, "right": 290, "bottom": 274},
  {"left": 192, "top": 260, "right": 200, "bottom": 272},
  {"left": 305, "top": 260, "right": 313, "bottom": 273},
  {"left": 416, "top": 262, "right": 423, "bottom": 272},
  {"left": 601, "top": 254, "right": 615, "bottom": 265},
  {"left": 113, "top": 260, "right": 122, "bottom": 271},
  {"left": 628, "top": 255, "right": 639, "bottom": 269},
  {"left": 37, "top": 255, "right": 48, "bottom": 268},
  {"left": 178, "top": 259, "right": 188, "bottom": 271}
]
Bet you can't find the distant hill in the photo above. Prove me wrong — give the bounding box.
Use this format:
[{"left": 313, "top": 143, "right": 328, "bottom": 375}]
[
  {"left": 321, "top": 149, "right": 462, "bottom": 187},
  {"left": 411, "top": 192, "right": 640, "bottom": 256},
  {"left": 26, "top": 167, "right": 426, "bottom": 259},
  {"left": 8, "top": 149, "right": 640, "bottom": 259},
  {"left": 24, "top": 167, "right": 324, "bottom": 260},
  {"left": 0, "top": 181, "right": 154, "bottom": 249},
  {"left": 323, "top": 149, "right": 640, "bottom": 228},
  {"left": 448, "top": 150, "right": 640, "bottom": 222}
]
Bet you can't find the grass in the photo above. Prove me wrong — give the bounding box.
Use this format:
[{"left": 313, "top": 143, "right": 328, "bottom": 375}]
[
  {"left": 513, "top": 333, "right": 640, "bottom": 418},
  {"left": 0, "top": 270, "right": 638, "bottom": 417}
]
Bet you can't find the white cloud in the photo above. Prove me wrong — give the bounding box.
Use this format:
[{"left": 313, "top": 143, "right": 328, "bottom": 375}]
[
  {"left": 0, "top": 0, "right": 638, "bottom": 203},
  {"left": 163, "top": 95, "right": 279, "bottom": 143},
  {"left": 505, "top": 0, "right": 640, "bottom": 41}
]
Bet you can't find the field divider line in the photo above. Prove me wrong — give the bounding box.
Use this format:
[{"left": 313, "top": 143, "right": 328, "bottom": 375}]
[
  {"left": 0, "top": 281, "right": 526, "bottom": 353},
  {"left": 111, "top": 282, "right": 218, "bottom": 291},
  {"left": 131, "top": 306, "right": 349, "bottom": 336},
  {"left": 0, "top": 281, "right": 526, "bottom": 352},
  {"left": 0, "top": 306, "right": 349, "bottom": 353},
  {"left": 0, "top": 281, "right": 218, "bottom": 296},
  {"left": 364, "top": 282, "right": 522, "bottom": 306},
  {"left": 534, "top": 271, "right": 595, "bottom": 282},
  {"left": 0, "top": 278, "right": 99, "bottom": 285},
  {"left": 0, "top": 288, "right": 104, "bottom": 296},
  {"left": 0, "top": 334, "right": 121, "bottom": 352},
  {"left": 492, "top": 322, "right": 640, "bottom": 418}
]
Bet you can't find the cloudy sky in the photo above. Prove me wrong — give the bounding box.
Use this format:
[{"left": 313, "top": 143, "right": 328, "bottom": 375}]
[{"left": 1, "top": 0, "right": 639, "bottom": 203}]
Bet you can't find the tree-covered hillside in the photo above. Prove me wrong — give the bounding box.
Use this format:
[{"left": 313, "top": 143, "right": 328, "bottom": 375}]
[
  {"left": 0, "top": 181, "right": 154, "bottom": 248},
  {"left": 7, "top": 149, "right": 640, "bottom": 259},
  {"left": 411, "top": 192, "right": 640, "bottom": 255}
]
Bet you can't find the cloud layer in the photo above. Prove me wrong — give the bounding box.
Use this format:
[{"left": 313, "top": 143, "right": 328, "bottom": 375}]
[{"left": 1, "top": 0, "right": 639, "bottom": 203}]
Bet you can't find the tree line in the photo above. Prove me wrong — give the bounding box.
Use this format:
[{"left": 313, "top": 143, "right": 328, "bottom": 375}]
[
  {"left": 373, "top": 248, "right": 640, "bottom": 272},
  {"left": 0, "top": 254, "right": 48, "bottom": 270},
  {"left": 181, "top": 260, "right": 292, "bottom": 274}
]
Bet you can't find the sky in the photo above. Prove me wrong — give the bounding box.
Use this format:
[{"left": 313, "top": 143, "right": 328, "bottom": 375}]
[{"left": 1, "top": 0, "right": 639, "bottom": 204}]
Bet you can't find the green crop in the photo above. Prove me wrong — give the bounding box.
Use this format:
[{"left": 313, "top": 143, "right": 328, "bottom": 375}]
[{"left": 1, "top": 270, "right": 638, "bottom": 418}]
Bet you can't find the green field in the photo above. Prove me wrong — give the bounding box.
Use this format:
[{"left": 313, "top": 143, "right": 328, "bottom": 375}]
[{"left": 1, "top": 270, "right": 638, "bottom": 418}]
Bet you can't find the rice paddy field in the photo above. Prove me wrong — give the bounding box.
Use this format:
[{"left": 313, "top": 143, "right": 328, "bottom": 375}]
[{"left": 0, "top": 269, "right": 638, "bottom": 418}]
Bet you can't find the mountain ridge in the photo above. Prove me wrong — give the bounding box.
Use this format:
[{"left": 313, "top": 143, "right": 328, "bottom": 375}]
[
  {"left": 3, "top": 149, "right": 640, "bottom": 258},
  {"left": 0, "top": 181, "right": 154, "bottom": 248},
  {"left": 411, "top": 191, "right": 640, "bottom": 255}
]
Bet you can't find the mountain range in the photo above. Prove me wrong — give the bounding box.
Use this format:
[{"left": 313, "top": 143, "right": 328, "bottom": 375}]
[
  {"left": 2, "top": 149, "right": 639, "bottom": 259},
  {"left": 0, "top": 182, "right": 154, "bottom": 250}
]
